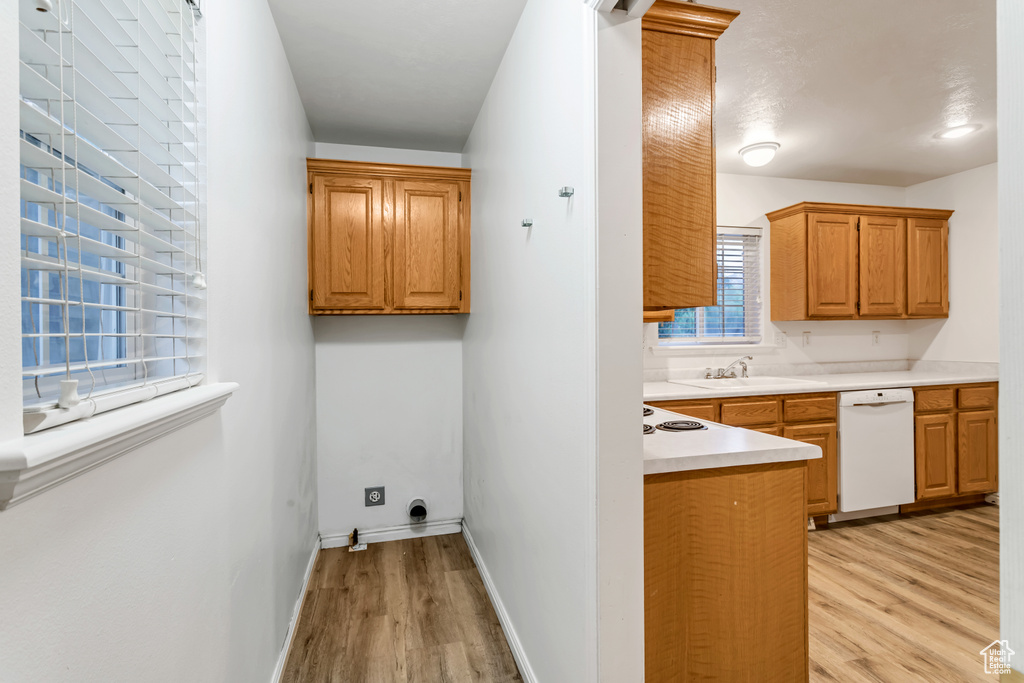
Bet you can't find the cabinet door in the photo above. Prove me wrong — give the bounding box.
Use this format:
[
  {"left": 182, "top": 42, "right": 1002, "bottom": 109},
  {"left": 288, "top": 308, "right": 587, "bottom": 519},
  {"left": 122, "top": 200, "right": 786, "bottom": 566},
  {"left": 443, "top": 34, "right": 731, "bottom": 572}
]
[
  {"left": 784, "top": 422, "right": 837, "bottom": 515},
  {"left": 914, "top": 413, "right": 957, "bottom": 500},
  {"left": 958, "top": 410, "right": 998, "bottom": 494},
  {"left": 859, "top": 215, "right": 906, "bottom": 317},
  {"left": 311, "top": 175, "right": 385, "bottom": 310},
  {"left": 641, "top": 28, "right": 717, "bottom": 310},
  {"left": 393, "top": 180, "right": 462, "bottom": 310},
  {"left": 907, "top": 217, "right": 949, "bottom": 317},
  {"left": 807, "top": 213, "right": 859, "bottom": 318}
]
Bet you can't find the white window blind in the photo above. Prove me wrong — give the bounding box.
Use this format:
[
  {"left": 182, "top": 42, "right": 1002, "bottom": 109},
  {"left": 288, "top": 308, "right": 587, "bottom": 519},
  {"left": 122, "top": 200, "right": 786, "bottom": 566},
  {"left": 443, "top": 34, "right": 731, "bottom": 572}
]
[
  {"left": 19, "top": 0, "right": 205, "bottom": 434},
  {"left": 657, "top": 226, "right": 763, "bottom": 346}
]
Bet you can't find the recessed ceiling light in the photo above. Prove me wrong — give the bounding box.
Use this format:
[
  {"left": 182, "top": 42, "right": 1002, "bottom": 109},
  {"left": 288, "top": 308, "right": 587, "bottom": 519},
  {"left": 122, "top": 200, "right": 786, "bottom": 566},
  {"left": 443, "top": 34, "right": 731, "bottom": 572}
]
[
  {"left": 936, "top": 124, "right": 981, "bottom": 140},
  {"left": 739, "top": 142, "right": 780, "bottom": 167}
]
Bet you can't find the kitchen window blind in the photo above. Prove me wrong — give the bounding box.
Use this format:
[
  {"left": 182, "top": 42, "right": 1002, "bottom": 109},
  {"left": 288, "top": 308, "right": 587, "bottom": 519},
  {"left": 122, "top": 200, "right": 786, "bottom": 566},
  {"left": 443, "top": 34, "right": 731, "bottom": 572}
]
[
  {"left": 657, "top": 227, "right": 763, "bottom": 345},
  {"left": 19, "top": 0, "right": 205, "bottom": 434}
]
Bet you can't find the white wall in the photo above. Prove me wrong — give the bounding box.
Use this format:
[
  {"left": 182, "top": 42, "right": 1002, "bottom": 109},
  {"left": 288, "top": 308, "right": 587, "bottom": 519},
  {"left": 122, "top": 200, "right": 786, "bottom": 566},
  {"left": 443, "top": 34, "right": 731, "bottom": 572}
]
[
  {"left": 461, "top": 0, "right": 602, "bottom": 679},
  {"left": 0, "top": 2, "right": 319, "bottom": 681},
  {"left": 313, "top": 316, "right": 464, "bottom": 543},
  {"left": 998, "top": 0, "right": 1024, "bottom": 667},
  {"left": 310, "top": 144, "right": 465, "bottom": 544},
  {"left": 0, "top": 0, "right": 20, "bottom": 440},
  {"left": 906, "top": 163, "right": 999, "bottom": 363}
]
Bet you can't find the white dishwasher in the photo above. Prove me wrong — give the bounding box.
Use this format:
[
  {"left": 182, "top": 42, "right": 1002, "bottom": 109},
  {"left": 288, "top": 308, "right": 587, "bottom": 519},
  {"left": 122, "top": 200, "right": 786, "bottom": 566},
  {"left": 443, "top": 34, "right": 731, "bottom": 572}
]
[{"left": 837, "top": 388, "right": 916, "bottom": 516}]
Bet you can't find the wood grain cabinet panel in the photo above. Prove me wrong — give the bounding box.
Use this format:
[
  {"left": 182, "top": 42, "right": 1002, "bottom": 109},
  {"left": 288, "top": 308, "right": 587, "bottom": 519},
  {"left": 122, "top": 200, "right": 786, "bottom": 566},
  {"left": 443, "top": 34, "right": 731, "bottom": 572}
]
[
  {"left": 720, "top": 398, "right": 781, "bottom": 427},
  {"left": 807, "top": 213, "right": 859, "bottom": 318},
  {"left": 644, "top": 462, "right": 808, "bottom": 683},
  {"left": 784, "top": 422, "right": 837, "bottom": 516},
  {"left": 914, "top": 387, "right": 956, "bottom": 413},
  {"left": 640, "top": 2, "right": 738, "bottom": 314},
  {"left": 766, "top": 203, "right": 952, "bottom": 321},
  {"left": 310, "top": 175, "right": 386, "bottom": 311},
  {"left": 783, "top": 395, "right": 837, "bottom": 423},
  {"left": 914, "top": 413, "right": 958, "bottom": 500},
  {"left": 958, "top": 410, "right": 997, "bottom": 494},
  {"left": 393, "top": 180, "right": 462, "bottom": 310},
  {"left": 907, "top": 217, "right": 949, "bottom": 317},
  {"left": 958, "top": 384, "right": 997, "bottom": 411},
  {"left": 649, "top": 400, "right": 718, "bottom": 422},
  {"left": 307, "top": 160, "right": 470, "bottom": 315},
  {"left": 859, "top": 215, "right": 906, "bottom": 317}
]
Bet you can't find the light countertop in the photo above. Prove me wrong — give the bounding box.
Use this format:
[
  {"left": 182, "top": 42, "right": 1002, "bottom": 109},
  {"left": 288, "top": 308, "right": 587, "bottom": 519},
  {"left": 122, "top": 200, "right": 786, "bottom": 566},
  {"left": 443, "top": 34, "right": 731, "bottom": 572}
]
[
  {"left": 644, "top": 367, "right": 998, "bottom": 402},
  {"left": 643, "top": 406, "right": 821, "bottom": 475}
]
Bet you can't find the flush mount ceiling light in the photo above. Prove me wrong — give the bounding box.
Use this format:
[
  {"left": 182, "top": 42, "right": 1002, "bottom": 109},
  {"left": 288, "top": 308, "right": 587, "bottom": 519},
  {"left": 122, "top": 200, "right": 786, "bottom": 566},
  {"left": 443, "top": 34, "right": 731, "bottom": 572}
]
[
  {"left": 936, "top": 124, "right": 981, "bottom": 140},
  {"left": 739, "top": 142, "right": 780, "bottom": 167}
]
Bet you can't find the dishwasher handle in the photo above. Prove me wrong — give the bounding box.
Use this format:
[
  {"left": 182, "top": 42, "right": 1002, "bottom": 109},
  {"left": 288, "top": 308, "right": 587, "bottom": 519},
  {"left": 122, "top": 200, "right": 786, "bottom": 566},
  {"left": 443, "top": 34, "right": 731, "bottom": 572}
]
[{"left": 839, "top": 388, "right": 915, "bottom": 408}]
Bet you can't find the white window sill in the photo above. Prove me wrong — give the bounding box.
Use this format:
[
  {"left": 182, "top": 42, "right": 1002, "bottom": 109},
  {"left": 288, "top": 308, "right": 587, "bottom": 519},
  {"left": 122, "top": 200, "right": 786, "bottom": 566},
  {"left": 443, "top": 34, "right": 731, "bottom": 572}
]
[{"left": 0, "top": 382, "right": 238, "bottom": 510}]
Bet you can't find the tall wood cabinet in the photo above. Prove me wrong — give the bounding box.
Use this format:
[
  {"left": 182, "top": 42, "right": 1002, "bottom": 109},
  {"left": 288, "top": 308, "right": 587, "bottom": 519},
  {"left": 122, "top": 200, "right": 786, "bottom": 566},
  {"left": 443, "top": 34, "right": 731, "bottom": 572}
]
[
  {"left": 641, "top": 1, "right": 738, "bottom": 316},
  {"left": 306, "top": 159, "right": 471, "bottom": 315},
  {"left": 768, "top": 202, "right": 952, "bottom": 321},
  {"left": 911, "top": 383, "right": 998, "bottom": 506}
]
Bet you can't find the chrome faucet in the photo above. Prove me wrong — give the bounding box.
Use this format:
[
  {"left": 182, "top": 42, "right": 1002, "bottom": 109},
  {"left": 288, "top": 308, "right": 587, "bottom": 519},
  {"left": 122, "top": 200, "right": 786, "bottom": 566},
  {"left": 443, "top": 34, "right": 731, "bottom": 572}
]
[{"left": 705, "top": 355, "right": 753, "bottom": 379}]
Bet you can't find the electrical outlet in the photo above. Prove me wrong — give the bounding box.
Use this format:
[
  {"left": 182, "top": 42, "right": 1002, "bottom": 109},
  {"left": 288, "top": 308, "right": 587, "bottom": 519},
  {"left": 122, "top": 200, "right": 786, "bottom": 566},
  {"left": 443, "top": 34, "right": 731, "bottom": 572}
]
[
  {"left": 774, "top": 331, "right": 787, "bottom": 348},
  {"left": 872, "top": 330, "right": 881, "bottom": 346},
  {"left": 365, "top": 486, "right": 385, "bottom": 507}
]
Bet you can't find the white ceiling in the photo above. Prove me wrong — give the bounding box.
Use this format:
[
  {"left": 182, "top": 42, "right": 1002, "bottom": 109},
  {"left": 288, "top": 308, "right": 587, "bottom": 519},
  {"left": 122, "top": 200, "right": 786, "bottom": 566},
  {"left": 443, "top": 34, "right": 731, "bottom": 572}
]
[
  {"left": 266, "top": 0, "right": 528, "bottom": 152},
  {"left": 714, "top": 0, "right": 996, "bottom": 186}
]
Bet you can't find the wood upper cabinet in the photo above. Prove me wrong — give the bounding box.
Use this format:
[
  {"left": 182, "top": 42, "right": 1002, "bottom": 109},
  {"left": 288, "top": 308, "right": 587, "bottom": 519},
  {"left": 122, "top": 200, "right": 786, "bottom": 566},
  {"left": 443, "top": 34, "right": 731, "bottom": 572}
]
[
  {"left": 307, "top": 160, "right": 470, "bottom": 315},
  {"left": 393, "top": 180, "right": 462, "bottom": 311},
  {"left": 807, "top": 213, "right": 859, "bottom": 317},
  {"left": 310, "top": 174, "right": 386, "bottom": 311},
  {"left": 768, "top": 202, "right": 952, "bottom": 321},
  {"left": 641, "top": 2, "right": 738, "bottom": 314},
  {"left": 907, "top": 217, "right": 949, "bottom": 317},
  {"left": 859, "top": 215, "right": 906, "bottom": 317}
]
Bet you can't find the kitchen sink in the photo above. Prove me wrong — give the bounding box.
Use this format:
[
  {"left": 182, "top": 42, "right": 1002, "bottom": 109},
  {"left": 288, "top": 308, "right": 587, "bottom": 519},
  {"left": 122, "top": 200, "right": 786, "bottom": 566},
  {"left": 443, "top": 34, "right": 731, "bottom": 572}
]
[{"left": 668, "top": 376, "right": 828, "bottom": 390}]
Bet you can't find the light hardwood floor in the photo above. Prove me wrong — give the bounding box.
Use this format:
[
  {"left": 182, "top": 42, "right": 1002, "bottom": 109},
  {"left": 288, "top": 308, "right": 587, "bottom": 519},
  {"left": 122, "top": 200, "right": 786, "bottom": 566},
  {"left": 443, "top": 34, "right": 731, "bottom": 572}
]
[
  {"left": 809, "top": 504, "right": 999, "bottom": 682},
  {"left": 281, "top": 533, "right": 522, "bottom": 683}
]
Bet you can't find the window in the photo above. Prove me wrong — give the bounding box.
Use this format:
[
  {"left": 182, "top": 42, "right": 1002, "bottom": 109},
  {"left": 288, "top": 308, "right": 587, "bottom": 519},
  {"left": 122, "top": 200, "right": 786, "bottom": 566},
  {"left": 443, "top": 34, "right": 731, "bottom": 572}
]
[
  {"left": 657, "top": 227, "right": 763, "bottom": 346},
  {"left": 19, "top": 0, "right": 204, "bottom": 433}
]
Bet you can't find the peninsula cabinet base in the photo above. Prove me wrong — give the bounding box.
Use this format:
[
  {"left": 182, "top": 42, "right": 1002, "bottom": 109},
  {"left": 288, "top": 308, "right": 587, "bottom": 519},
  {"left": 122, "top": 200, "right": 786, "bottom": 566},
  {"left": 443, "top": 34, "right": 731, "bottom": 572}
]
[{"left": 644, "top": 461, "right": 809, "bottom": 682}]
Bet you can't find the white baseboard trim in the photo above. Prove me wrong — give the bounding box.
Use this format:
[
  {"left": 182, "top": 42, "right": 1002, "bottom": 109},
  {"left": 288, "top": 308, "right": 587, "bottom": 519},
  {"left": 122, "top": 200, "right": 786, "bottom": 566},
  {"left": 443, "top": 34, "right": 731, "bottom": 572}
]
[
  {"left": 320, "top": 517, "right": 463, "bottom": 549},
  {"left": 271, "top": 537, "right": 321, "bottom": 683},
  {"left": 462, "top": 523, "right": 537, "bottom": 683}
]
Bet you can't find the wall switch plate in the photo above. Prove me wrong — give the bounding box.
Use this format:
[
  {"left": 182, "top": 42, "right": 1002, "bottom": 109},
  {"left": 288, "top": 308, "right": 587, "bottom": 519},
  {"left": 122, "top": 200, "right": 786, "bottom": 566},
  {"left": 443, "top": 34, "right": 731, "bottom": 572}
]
[
  {"left": 802, "top": 331, "right": 811, "bottom": 347},
  {"left": 774, "top": 331, "right": 787, "bottom": 348},
  {"left": 365, "top": 486, "right": 385, "bottom": 507},
  {"left": 872, "top": 330, "right": 881, "bottom": 346}
]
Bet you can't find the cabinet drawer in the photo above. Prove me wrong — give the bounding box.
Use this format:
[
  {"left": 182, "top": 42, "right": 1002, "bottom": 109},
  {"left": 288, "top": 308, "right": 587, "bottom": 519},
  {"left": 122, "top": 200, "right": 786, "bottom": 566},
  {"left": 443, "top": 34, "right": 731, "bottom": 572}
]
[
  {"left": 782, "top": 395, "right": 836, "bottom": 423},
  {"left": 959, "top": 384, "right": 997, "bottom": 411},
  {"left": 915, "top": 387, "right": 956, "bottom": 413},
  {"left": 649, "top": 400, "right": 718, "bottom": 422},
  {"left": 720, "top": 398, "right": 780, "bottom": 427},
  {"left": 750, "top": 426, "right": 783, "bottom": 437}
]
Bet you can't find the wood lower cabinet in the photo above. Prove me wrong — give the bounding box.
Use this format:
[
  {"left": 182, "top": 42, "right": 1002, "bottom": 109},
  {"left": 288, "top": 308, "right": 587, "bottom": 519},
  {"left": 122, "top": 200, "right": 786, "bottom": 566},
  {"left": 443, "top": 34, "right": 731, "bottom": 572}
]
[
  {"left": 641, "top": 2, "right": 738, "bottom": 314},
  {"left": 785, "top": 423, "right": 838, "bottom": 516},
  {"left": 909, "top": 383, "right": 997, "bottom": 507},
  {"left": 914, "top": 413, "right": 957, "bottom": 500},
  {"left": 768, "top": 202, "right": 952, "bottom": 321},
  {"left": 307, "top": 159, "right": 470, "bottom": 315},
  {"left": 645, "top": 461, "right": 808, "bottom": 682},
  {"left": 651, "top": 391, "right": 839, "bottom": 516}
]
